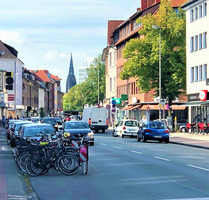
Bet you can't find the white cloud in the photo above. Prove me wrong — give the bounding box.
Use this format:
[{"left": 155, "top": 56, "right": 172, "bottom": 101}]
[{"left": 0, "top": 30, "right": 25, "bottom": 45}]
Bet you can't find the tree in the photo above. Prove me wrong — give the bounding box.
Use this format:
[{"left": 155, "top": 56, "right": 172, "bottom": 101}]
[
  {"left": 120, "top": 0, "right": 186, "bottom": 107},
  {"left": 63, "top": 54, "right": 106, "bottom": 111}
]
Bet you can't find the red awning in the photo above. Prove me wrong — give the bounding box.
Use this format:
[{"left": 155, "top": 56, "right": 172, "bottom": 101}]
[{"left": 122, "top": 106, "right": 133, "bottom": 111}]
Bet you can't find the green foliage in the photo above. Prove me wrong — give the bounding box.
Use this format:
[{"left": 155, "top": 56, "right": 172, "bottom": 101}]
[
  {"left": 40, "top": 107, "right": 45, "bottom": 118},
  {"left": 120, "top": 0, "right": 186, "bottom": 104},
  {"left": 63, "top": 54, "right": 105, "bottom": 111}
]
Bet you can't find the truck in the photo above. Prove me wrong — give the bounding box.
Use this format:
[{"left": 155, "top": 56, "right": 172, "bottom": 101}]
[{"left": 82, "top": 107, "right": 108, "bottom": 133}]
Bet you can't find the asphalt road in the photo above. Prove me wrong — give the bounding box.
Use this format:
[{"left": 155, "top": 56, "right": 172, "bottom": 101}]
[{"left": 29, "top": 130, "right": 209, "bottom": 200}]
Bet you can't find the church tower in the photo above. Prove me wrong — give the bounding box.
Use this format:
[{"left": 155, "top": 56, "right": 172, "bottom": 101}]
[{"left": 66, "top": 53, "right": 76, "bottom": 93}]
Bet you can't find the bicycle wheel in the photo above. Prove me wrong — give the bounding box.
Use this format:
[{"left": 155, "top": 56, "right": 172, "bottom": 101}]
[
  {"left": 81, "top": 161, "right": 88, "bottom": 175},
  {"left": 25, "top": 155, "right": 45, "bottom": 177},
  {"left": 17, "top": 152, "right": 31, "bottom": 173},
  {"left": 58, "top": 154, "right": 79, "bottom": 176}
]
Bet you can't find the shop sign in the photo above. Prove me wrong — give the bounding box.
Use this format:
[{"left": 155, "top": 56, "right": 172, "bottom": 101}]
[
  {"left": 8, "top": 94, "right": 14, "bottom": 101},
  {"left": 188, "top": 94, "right": 200, "bottom": 102},
  {"left": 112, "top": 98, "right": 121, "bottom": 105},
  {"left": 199, "top": 90, "right": 208, "bottom": 101}
]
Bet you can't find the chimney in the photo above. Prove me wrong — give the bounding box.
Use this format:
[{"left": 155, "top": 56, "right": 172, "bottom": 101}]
[
  {"left": 141, "top": 0, "right": 148, "bottom": 11},
  {"left": 137, "top": 8, "right": 141, "bottom": 12}
]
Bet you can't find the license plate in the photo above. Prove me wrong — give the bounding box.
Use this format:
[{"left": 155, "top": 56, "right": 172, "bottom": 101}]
[{"left": 154, "top": 136, "right": 162, "bottom": 138}]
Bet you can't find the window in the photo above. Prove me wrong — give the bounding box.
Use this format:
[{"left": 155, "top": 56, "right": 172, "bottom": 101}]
[
  {"left": 109, "top": 52, "right": 112, "bottom": 66},
  {"left": 199, "top": 5, "right": 203, "bottom": 18},
  {"left": 110, "top": 78, "right": 112, "bottom": 92},
  {"left": 199, "top": 65, "right": 202, "bottom": 81},
  {"left": 203, "top": 32, "right": 207, "bottom": 48},
  {"left": 203, "top": 64, "right": 207, "bottom": 80},
  {"left": 195, "top": 7, "right": 198, "bottom": 20},
  {"left": 203, "top": 3, "right": 207, "bottom": 17},
  {"left": 114, "top": 77, "right": 116, "bottom": 92},
  {"left": 190, "top": 9, "right": 194, "bottom": 22},
  {"left": 195, "top": 66, "right": 198, "bottom": 82},
  {"left": 190, "top": 37, "right": 194, "bottom": 52},
  {"left": 191, "top": 67, "right": 194, "bottom": 82},
  {"left": 199, "top": 34, "right": 202, "bottom": 50},
  {"left": 195, "top": 35, "right": 198, "bottom": 51}
]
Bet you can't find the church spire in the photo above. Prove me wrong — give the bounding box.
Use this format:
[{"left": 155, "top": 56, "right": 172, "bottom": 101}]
[{"left": 66, "top": 53, "right": 76, "bottom": 93}]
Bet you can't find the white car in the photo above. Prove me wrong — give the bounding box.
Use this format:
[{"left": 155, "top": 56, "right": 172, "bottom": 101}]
[{"left": 113, "top": 119, "right": 140, "bottom": 138}]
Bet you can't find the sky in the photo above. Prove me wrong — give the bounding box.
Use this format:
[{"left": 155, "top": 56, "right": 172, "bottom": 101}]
[{"left": 0, "top": 0, "right": 141, "bottom": 92}]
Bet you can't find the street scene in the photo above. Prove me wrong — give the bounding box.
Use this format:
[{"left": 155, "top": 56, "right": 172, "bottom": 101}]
[{"left": 1, "top": 0, "right": 209, "bottom": 199}]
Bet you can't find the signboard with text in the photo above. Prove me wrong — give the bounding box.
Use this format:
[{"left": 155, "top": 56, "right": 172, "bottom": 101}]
[{"left": 8, "top": 94, "right": 14, "bottom": 101}]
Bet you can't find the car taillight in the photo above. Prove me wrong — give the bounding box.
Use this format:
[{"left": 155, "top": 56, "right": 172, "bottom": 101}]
[
  {"left": 123, "top": 126, "right": 126, "bottom": 130},
  {"left": 145, "top": 129, "right": 151, "bottom": 132},
  {"left": 106, "top": 119, "right": 108, "bottom": 125},
  {"left": 88, "top": 118, "right": 91, "bottom": 125},
  {"left": 164, "top": 130, "right": 169, "bottom": 133}
]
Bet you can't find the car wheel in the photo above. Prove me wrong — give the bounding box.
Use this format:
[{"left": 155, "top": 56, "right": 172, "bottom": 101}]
[
  {"left": 91, "top": 142, "right": 94, "bottom": 146},
  {"left": 142, "top": 135, "right": 146, "bottom": 142},
  {"left": 137, "top": 135, "right": 141, "bottom": 142},
  {"left": 112, "top": 130, "right": 117, "bottom": 137},
  {"left": 102, "top": 129, "right": 105, "bottom": 133},
  {"left": 181, "top": 127, "right": 186, "bottom": 133},
  {"left": 165, "top": 139, "right": 169, "bottom": 143},
  {"left": 159, "top": 140, "right": 162, "bottom": 143}
]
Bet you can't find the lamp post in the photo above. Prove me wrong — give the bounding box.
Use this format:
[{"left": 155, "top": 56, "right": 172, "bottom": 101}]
[{"left": 152, "top": 25, "right": 162, "bottom": 120}]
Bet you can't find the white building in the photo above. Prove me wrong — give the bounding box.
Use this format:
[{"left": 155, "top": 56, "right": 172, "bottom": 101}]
[
  {"left": 0, "top": 40, "right": 23, "bottom": 117},
  {"left": 182, "top": 0, "right": 209, "bottom": 123}
]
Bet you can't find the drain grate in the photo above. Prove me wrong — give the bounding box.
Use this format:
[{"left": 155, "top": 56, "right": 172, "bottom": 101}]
[{"left": 8, "top": 194, "right": 32, "bottom": 200}]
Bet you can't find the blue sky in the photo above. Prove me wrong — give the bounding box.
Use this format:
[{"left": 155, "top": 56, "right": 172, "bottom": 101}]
[{"left": 0, "top": 0, "right": 141, "bottom": 92}]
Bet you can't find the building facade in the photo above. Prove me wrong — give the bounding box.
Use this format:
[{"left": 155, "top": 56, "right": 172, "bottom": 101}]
[{"left": 182, "top": 0, "right": 209, "bottom": 124}]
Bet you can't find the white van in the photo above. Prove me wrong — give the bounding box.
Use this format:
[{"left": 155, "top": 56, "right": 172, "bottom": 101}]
[{"left": 82, "top": 107, "right": 108, "bottom": 133}]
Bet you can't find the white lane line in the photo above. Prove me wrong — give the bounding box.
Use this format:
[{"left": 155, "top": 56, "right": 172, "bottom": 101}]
[
  {"left": 163, "top": 198, "right": 209, "bottom": 200},
  {"left": 154, "top": 156, "right": 170, "bottom": 162},
  {"left": 131, "top": 150, "right": 143, "bottom": 155},
  {"left": 100, "top": 143, "right": 107, "bottom": 146},
  {"left": 114, "top": 146, "right": 123, "bottom": 150},
  {"left": 108, "top": 162, "right": 144, "bottom": 166},
  {"left": 187, "top": 164, "right": 209, "bottom": 172}
]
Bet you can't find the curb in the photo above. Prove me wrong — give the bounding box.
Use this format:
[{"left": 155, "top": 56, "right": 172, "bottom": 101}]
[{"left": 170, "top": 141, "right": 209, "bottom": 150}]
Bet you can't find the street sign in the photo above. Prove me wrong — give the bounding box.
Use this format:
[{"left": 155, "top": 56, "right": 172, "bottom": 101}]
[
  {"left": 121, "top": 94, "right": 128, "bottom": 100},
  {"left": 106, "top": 104, "right": 111, "bottom": 110},
  {"left": 158, "top": 103, "right": 163, "bottom": 108},
  {"left": 112, "top": 108, "right": 116, "bottom": 113},
  {"left": 112, "top": 98, "right": 121, "bottom": 105},
  {"left": 8, "top": 94, "right": 14, "bottom": 101}
]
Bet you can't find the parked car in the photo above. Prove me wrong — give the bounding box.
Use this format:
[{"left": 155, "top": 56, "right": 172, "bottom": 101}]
[
  {"left": 31, "top": 117, "right": 41, "bottom": 123},
  {"left": 113, "top": 119, "right": 140, "bottom": 138},
  {"left": 61, "top": 121, "right": 94, "bottom": 145},
  {"left": 9, "top": 121, "right": 33, "bottom": 147},
  {"left": 6, "top": 120, "right": 21, "bottom": 140},
  {"left": 137, "top": 121, "right": 169, "bottom": 143},
  {"left": 41, "top": 117, "right": 58, "bottom": 131},
  {"left": 16, "top": 123, "right": 56, "bottom": 145}
]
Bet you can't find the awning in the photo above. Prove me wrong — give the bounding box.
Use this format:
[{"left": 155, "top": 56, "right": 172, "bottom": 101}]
[
  {"left": 122, "top": 106, "right": 133, "bottom": 111},
  {"left": 171, "top": 105, "right": 187, "bottom": 110},
  {"left": 141, "top": 105, "right": 166, "bottom": 110},
  {"left": 129, "top": 105, "right": 141, "bottom": 110}
]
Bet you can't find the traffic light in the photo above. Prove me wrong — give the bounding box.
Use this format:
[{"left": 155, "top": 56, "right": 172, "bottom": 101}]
[
  {"left": 5, "top": 72, "right": 14, "bottom": 90},
  {"left": 112, "top": 100, "right": 116, "bottom": 113}
]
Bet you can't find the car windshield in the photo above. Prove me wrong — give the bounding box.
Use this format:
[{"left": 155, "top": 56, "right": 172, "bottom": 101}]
[
  {"left": 65, "top": 122, "right": 89, "bottom": 129},
  {"left": 24, "top": 126, "right": 55, "bottom": 137},
  {"left": 32, "top": 118, "right": 40, "bottom": 122},
  {"left": 15, "top": 123, "right": 29, "bottom": 131},
  {"left": 43, "top": 118, "right": 56, "bottom": 124},
  {"left": 149, "top": 122, "right": 165, "bottom": 129},
  {"left": 124, "top": 121, "right": 138, "bottom": 127}
]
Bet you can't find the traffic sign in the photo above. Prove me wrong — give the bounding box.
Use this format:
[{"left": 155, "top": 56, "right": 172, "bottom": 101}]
[
  {"left": 158, "top": 103, "right": 163, "bottom": 108},
  {"left": 112, "top": 108, "right": 116, "bottom": 113},
  {"left": 106, "top": 104, "right": 111, "bottom": 110},
  {"left": 112, "top": 100, "right": 116, "bottom": 105}
]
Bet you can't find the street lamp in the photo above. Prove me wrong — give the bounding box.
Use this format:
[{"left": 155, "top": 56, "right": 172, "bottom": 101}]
[{"left": 152, "top": 25, "right": 162, "bottom": 120}]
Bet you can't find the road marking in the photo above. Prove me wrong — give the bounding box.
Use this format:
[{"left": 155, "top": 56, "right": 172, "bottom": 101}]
[
  {"left": 108, "top": 162, "right": 144, "bottom": 166},
  {"left": 131, "top": 150, "right": 143, "bottom": 155},
  {"left": 100, "top": 143, "right": 107, "bottom": 146},
  {"left": 154, "top": 156, "right": 170, "bottom": 162},
  {"left": 114, "top": 146, "right": 123, "bottom": 150},
  {"left": 187, "top": 164, "right": 209, "bottom": 172},
  {"left": 163, "top": 198, "right": 209, "bottom": 200}
]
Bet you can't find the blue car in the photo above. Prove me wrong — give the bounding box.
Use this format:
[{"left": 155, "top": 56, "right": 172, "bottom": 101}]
[{"left": 137, "top": 121, "right": 169, "bottom": 143}]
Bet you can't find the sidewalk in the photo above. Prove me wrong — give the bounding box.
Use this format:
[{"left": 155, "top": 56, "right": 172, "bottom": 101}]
[
  {"left": 0, "top": 128, "right": 37, "bottom": 200},
  {"left": 170, "top": 132, "right": 209, "bottom": 149}
]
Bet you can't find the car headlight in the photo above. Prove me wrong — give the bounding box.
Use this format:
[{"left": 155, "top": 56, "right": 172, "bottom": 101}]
[
  {"left": 64, "top": 132, "right": 71, "bottom": 138},
  {"left": 88, "top": 131, "right": 94, "bottom": 137}
]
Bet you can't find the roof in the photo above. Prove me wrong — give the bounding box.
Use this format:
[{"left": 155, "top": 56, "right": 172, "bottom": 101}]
[
  {"left": 172, "top": 0, "right": 189, "bottom": 7},
  {"left": 181, "top": 0, "right": 198, "bottom": 8},
  {"left": 31, "top": 70, "right": 52, "bottom": 83},
  {"left": 0, "top": 40, "right": 17, "bottom": 59},
  {"left": 51, "top": 74, "right": 62, "bottom": 81}
]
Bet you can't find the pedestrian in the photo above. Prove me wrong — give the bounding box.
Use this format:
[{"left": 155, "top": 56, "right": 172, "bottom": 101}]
[
  {"left": 2, "top": 116, "right": 6, "bottom": 128},
  {"left": 141, "top": 115, "right": 147, "bottom": 124}
]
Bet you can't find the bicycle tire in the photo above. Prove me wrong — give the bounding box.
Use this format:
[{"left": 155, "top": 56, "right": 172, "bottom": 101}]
[
  {"left": 17, "top": 152, "right": 31, "bottom": 173},
  {"left": 25, "top": 155, "right": 45, "bottom": 177},
  {"left": 58, "top": 154, "right": 79, "bottom": 176}
]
